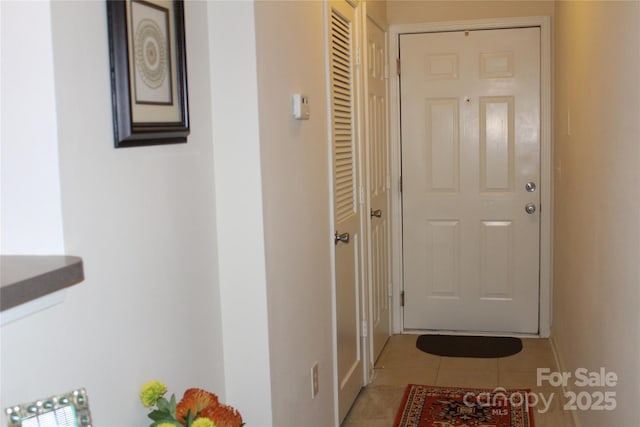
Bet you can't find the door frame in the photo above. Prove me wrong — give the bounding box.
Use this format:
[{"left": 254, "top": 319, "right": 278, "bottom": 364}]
[{"left": 388, "top": 16, "right": 552, "bottom": 337}]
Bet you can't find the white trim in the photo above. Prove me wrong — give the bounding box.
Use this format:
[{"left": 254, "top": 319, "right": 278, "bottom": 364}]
[
  {"left": 389, "top": 25, "right": 403, "bottom": 334},
  {"left": 0, "top": 289, "right": 66, "bottom": 326},
  {"left": 397, "top": 330, "right": 544, "bottom": 338},
  {"left": 388, "top": 16, "right": 552, "bottom": 337},
  {"left": 550, "top": 335, "right": 582, "bottom": 426},
  {"left": 361, "top": 2, "right": 374, "bottom": 386}
]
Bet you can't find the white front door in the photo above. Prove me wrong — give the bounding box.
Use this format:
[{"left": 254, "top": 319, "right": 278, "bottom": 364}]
[
  {"left": 400, "top": 27, "right": 541, "bottom": 333},
  {"left": 328, "top": 0, "right": 364, "bottom": 422},
  {"left": 365, "top": 17, "right": 391, "bottom": 361}
]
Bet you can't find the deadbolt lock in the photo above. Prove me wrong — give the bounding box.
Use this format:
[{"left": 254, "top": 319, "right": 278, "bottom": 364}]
[{"left": 525, "top": 182, "right": 537, "bottom": 192}]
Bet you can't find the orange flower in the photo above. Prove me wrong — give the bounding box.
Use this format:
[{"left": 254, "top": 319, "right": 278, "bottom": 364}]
[
  {"left": 175, "top": 388, "right": 219, "bottom": 424},
  {"left": 200, "top": 404, "right": 243, "bottom": 427}
]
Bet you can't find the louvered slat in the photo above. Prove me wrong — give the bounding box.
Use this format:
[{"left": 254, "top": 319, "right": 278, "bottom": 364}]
[{"left": 330, "top": 9, "right": 355, "bottom": 223}]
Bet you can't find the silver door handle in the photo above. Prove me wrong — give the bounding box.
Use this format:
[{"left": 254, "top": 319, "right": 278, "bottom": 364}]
[
  {"left": 334, "top": 231, "right": 350, "bottom": 245},
  {"left": 525, "top": 203, "right": 536, "bottom": 214},
  {"left": 370, "top": 209, "right": 382, "bottom": 218}
]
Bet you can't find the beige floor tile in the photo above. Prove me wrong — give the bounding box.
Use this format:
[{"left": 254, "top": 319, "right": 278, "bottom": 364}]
[
  {"left": 521, "top": 337, "right": 553, "bottom": 350},
  {"left": 533, "top": 409, "right": 575, "bottom": 427},
  {"left": 439, "top": 356, "right": 499, "bottom": 371},
  {"left": 435, "top": 368, "right": 499, "bottom": 388},
  {"left": 342, "top": 384, "right": 405, "bottom": 422},
  {"left": 499, "top": 386, "right": 574, "bottom": 426},
  {"left": 341, "top": 418, "right": 396, "bottom": 427},
  {"left": 373, "top": 365, "right": 438, "bottom": 386},
  {"left": 499, "top": 368, "right": 551, "bottom": 389},
  {"left": 499, "top": 372, "right": 566, "bottom": 398},
  {"left": 376, "top": 344, "right": 441, "bottom": 369},
  {"left": 377, "top": 334, "right": 421, "bottom": 356},
  {"left": 532, "top": 392, "right": 576, "bottom": 427},
  {"left": 389, "top": 333, "right": 422, "bottom": 346},
  {"left": 498, "top": 347, "right": 557, "bottom": 372},
  {"left": 343, "top": 335, "right": 563, "bottom": 426}
]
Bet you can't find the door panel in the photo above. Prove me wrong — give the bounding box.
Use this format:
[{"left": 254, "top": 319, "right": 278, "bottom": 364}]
[
  {"left": 328, "top": 0, "right": 363, "bottom": 422},
  {"left": 335, "top": 231, "right": 360, "bottom": 398},
  {"left": 427, "top": 220, "right": 460, "bottom": 297},
  {"left": 479, "top": 220, "right": 514, "bottom": 298},
  {"left": 365, "top": 16, "right": 390, "bottom": 363},
  {"left": 401, "top": 28, "right": 540, "bottom": 333},
  {"left": 426, "top": 98, "right": 460, "bottom": 192}
]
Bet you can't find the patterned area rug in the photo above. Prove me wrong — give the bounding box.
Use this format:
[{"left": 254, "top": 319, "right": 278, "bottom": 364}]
[{"left": 393, "top": 385, "right": 535, "bottom": 427}]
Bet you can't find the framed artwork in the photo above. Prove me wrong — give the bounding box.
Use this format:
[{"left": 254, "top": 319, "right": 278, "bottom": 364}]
[{"left": 107, "top": 0, "right": 189, "bottom": 148}]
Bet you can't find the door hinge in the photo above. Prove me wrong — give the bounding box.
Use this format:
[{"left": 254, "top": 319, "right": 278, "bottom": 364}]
[
  {"left": 401, "top": 290, "right": 405, "bottom": 307},
  {"left": 362, "top": 319, "right": 368, "bottom": 337},
  {"left": 388, "top": 283, "right": 393, "bottom": 297},
  {"left": 356, "top": 47, "right": 361, "bottom": 67},
  {"left": 386, "top": 175, "right": 391, "bottom": 190},
  {"left": 359, "top": 185, "right": 365, "bottom": 205},
  {"left": 384, "top": 62, "right": 390, "bottom": 79},
  {"left": 396, "top": 58, "right": 401, "bottom": 76},
  {"left": 399, "top": 176, "right": 403, "bottom": 193}
]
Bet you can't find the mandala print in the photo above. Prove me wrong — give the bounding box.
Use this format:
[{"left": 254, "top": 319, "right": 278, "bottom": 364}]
[
  {"left": 135, "top": 18, "right": 167, "bottom": 89},
  {"left": 429, "top": 398, "right": 497, "bottom": 425}
]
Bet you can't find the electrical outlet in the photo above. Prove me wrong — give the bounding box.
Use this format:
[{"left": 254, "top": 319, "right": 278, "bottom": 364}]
[{"left": 311, "top": 362, "right": 319, "bottom": 398}]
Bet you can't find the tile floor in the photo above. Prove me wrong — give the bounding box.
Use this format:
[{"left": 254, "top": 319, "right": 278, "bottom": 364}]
[{"left": 342, "top": 334, "right": 575, "bottom": 427}]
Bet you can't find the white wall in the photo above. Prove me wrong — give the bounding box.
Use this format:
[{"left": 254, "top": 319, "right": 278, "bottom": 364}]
[
  {"left": 387, "top": 0, "right": 554, "bottom": 25},
  {"left": 1, "top": 2, "right": 373, "bottom": 426},
  {"left": 1, "top": 1, "right": 225, "bottom": 425},
  {"left": 253, "top": 1, "right": 335, "bottom": 426},
  {"left": 206, "top": 1, "right": 273, "bottom": 425},
  {"left": 553, "top": 2, "right": 640, "bottom": 426},
  {"left": 366, "top": 0, "right": 388, "bottom": 27},
  {"left": 0, "top": 0, "right": 64, "bottom": 254}
]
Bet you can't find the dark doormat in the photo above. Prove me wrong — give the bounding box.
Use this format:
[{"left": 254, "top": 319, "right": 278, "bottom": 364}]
[{"left": 416, "top": 334, "right": 522, "bottom": 358}]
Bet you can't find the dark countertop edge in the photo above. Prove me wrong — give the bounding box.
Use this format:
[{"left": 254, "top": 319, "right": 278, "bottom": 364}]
[{"left": 1, "top": 255, "right": 85, "bottom": 311}]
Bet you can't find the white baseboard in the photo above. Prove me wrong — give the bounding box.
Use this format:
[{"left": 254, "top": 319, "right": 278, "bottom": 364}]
[{"left": 549, "top": 335, "right": 582, "bottom": 427}]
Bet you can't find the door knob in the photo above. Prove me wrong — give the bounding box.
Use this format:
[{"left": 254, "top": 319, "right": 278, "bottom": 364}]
[
  {"left": 370, "top": 209, "right": 382, "bottom": 218},
  {"left": 525, "top": 182, "right": 537, "bottom": 192},
  {"left": 334, "top": 231, "right": 350, "bottom": 245},
  {"left": 525, "top": 203, "right": 536, "bottom": 214}
]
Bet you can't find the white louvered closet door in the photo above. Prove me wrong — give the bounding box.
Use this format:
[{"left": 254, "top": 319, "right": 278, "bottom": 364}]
[{"left": 328, "top": 0, "right": 363, "bottom": 423}]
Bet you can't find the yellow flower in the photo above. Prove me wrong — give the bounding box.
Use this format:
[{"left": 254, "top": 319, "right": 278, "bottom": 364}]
[
  {"left": 192, "top": 419, "right": 216, "bottom": 427},
  {"left": 140, "top": 380, "right": 168, "bottom": 407},
  {"left": 156, "top": 424, "right": 177, "bottom": 427}
]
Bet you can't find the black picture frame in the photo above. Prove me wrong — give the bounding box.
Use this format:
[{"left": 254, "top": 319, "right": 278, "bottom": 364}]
[{"left": 107, "top": 0, "right": 189, "bottom": 148}]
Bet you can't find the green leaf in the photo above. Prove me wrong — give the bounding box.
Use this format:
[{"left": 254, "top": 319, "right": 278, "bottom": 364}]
[
  {"left": 148, "top": 409, "right": 171, "bottom": 422},
  {"left": 185, "top": 409, "right": 194, "bottom": 427},
  {"left": 169, "top": 393, "right": 177, "bottom": 418},
  {"left": 156, "top": 397, "right": 170, "bottom": 412}
]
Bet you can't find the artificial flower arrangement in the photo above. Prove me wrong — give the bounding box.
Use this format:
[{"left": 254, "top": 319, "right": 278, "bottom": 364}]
[{"left": 140, "top": 381, "right": 244, "bottom": 427}]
